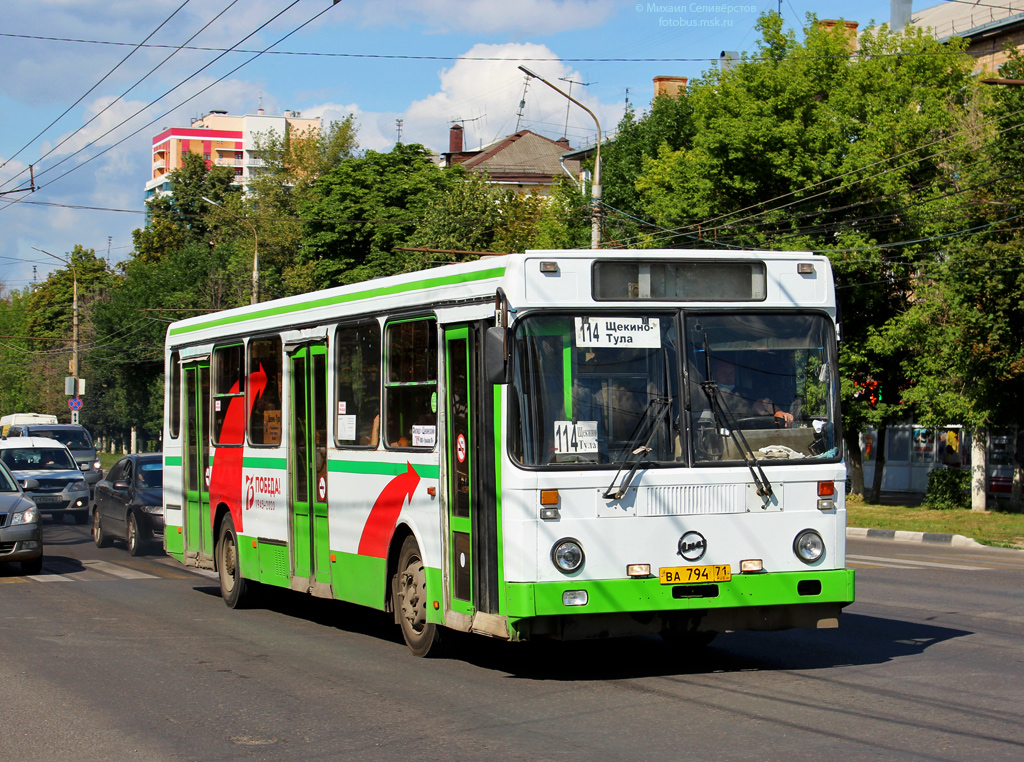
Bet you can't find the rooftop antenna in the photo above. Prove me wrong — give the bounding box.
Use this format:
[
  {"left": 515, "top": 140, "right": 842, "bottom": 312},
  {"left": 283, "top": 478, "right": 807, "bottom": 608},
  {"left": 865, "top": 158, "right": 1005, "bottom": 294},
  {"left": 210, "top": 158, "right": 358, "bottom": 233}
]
[
  {"left": 396, "top": 118, "right": 403, "bottom": 143},
  {"left": 558, "top": 77, "right": 593, "bottom": 138},
  {"left": 625, "top": 86, "right": 630, "bottom": 109},
  {"left": 515, "top": 73, "right": 531, "bottom": 132}
]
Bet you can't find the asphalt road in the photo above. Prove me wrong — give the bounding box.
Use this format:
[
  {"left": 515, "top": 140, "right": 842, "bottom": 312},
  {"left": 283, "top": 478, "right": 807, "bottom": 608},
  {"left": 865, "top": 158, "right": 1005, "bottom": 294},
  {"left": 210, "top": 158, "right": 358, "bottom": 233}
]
[{"left": 1, "top": 522, "right": 1022, "bottom": 762}]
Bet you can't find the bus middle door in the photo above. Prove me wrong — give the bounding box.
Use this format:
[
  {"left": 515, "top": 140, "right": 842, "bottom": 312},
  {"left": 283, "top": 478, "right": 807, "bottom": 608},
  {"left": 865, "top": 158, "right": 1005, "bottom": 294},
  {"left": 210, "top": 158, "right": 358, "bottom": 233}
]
[
  {"left": 183, "top": 362, "right": 213, "bottom": 563},
  {"left": 288, "top": 343, "right": 330, "bottom": 588}
]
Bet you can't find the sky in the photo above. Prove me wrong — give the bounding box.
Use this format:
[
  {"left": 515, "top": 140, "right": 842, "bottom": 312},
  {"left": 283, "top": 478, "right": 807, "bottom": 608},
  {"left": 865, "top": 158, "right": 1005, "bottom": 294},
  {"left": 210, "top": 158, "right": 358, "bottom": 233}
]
[{"left": 0, "top": 0, "right": 901, "bottom": 290}]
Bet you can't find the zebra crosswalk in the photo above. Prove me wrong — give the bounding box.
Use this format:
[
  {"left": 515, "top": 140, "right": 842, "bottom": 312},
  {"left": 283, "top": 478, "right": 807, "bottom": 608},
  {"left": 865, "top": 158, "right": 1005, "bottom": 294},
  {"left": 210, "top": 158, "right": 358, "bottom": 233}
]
[{"left": 0, "top": 556, "right": 217, "bottom": 583}]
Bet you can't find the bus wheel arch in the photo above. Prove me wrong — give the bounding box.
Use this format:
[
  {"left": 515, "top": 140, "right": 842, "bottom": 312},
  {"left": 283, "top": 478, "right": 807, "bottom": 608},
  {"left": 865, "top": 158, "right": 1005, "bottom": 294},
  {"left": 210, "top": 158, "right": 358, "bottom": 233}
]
[
  {"left": 391, "top": 532, "right": 442, "bottom": 657},
  {"left": 216, "top": 508, "right": 254, "bottom": 609}
]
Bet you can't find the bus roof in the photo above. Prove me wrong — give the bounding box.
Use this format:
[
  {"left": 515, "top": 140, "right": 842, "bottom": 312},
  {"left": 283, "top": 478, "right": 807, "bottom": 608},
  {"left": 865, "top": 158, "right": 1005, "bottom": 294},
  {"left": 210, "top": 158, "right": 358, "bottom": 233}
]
[{"left": 165, "top": 249, "right": 834, "bottom": 347}]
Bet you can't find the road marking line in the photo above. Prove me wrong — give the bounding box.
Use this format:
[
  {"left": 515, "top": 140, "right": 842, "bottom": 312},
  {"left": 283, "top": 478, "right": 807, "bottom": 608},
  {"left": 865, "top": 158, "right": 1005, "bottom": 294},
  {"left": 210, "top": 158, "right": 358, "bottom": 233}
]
[
  {"left": 29, "top": 573, "right": 77, "bottom": 581},
  {"left": 848, "top": 554, "right": 989, "bottom": 571},
  {"left": 80, "top": 560, "right": 158, "bottom": 579}
]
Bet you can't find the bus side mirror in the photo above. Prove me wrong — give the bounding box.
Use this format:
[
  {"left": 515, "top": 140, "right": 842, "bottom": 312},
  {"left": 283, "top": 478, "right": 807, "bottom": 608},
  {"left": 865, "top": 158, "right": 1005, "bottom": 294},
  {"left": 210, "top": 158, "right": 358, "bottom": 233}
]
[{"left": 484, "top": 326, "right": 508, "bottom": 385}]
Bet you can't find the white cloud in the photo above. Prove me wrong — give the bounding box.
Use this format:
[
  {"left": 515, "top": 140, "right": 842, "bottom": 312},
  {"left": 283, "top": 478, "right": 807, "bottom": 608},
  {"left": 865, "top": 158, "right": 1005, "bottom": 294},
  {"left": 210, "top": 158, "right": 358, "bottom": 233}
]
[{"left": 397, "top": 43, "right": 623, "bottom": 154}]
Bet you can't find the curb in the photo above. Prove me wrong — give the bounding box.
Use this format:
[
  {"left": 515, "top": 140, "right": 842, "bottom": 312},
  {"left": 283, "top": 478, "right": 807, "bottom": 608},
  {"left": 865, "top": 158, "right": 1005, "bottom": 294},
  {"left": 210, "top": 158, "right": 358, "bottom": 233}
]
[{"left": 847, "top": 527, "right": 983, "bottom": 548}]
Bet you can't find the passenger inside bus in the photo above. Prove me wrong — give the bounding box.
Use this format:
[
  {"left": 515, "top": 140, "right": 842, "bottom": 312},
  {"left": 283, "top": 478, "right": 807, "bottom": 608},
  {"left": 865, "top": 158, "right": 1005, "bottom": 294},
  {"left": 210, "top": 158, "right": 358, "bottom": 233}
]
[{"left": 709, "top": 355, "right": 793, "bottom": 423}]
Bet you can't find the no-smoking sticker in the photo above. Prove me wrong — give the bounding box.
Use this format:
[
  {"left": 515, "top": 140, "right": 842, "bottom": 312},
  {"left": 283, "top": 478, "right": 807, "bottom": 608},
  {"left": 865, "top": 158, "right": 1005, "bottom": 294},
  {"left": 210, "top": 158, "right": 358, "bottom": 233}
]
[
  {"left": 456, "top": 433, "right": 467, "bottom": 463},
  {"left": 318, "top": 476, "right": 327, "bottom": 501}
]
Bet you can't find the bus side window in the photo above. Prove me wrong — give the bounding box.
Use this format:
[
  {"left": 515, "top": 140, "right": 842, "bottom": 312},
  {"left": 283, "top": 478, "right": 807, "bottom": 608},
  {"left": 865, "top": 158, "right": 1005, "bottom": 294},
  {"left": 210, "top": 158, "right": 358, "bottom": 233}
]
[
  {"left": 335, "top": 321, "right": 382, "bottom": 448},
  {"left": 384, "top": 318, "right": 437, "bottom": 449},
  {"left": 213, "top": 344, "right": 245, "bottom": 444},
  {"left": 248, "top": 336, "right": 282, "bottom": 445}
]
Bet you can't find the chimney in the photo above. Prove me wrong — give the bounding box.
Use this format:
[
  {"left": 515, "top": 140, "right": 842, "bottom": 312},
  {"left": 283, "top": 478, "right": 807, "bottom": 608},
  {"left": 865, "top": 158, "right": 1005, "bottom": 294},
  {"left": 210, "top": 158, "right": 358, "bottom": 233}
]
[
  {"left": 257, "top": 108, "right": 265, "bottom": 115},
  {"left": 284, "top": 110, "right": 292, "bottom": 118},
  {"left": 890, "top": 0, "right": 912, "bottom": 33},
  {"left": 449, "top": 124, "right": 464, "bottom": 153},
  {"left": 556, "top": 137, "right": 570, "bottom": 148},
  {"left": 653, "top": 76, "right": 688, "bottom": 99},
  {"left": 818, "top": 20, "right": 860, "bottom": 51}
]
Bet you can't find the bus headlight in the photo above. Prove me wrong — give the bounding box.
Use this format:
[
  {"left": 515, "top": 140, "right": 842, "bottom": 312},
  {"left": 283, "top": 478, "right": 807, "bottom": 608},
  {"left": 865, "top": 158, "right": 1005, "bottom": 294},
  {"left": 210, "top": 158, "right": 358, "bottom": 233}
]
[
  {"left": 551, "top": 538, "right": 585, "bottom": 574},
  {"left": 793, "top": 529, "right": 824, "bottom": 563}
]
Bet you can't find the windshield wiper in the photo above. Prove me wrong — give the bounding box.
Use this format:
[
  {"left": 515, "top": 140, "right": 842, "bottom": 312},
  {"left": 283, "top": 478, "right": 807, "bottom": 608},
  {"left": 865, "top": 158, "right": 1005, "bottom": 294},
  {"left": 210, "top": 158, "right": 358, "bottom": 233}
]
[
  {"left": 603, "top": 395, "right": 672, "bottom": 500},
  {"left": 700, "top": 335, "right": 774, "bottom": 508}
]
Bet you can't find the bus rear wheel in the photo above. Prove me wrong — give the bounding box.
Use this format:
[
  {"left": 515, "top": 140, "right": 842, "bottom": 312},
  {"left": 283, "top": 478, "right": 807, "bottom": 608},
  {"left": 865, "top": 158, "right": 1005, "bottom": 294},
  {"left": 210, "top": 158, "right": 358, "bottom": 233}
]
[
  {"left": 217, "top": 514, "right": 254, "bottom": 609},
  {"left": 394, "top": 536, "right": 441, "bottom": 657}
]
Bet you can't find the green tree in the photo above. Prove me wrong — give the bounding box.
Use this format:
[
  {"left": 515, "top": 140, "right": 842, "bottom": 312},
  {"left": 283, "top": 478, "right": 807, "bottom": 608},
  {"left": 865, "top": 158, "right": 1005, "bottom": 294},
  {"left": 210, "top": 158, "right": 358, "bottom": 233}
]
[
  {"left": 297, "top": 143, "right": 463, "bottom": 288},
  {"left": 633, "top": 12, "right": 979, "bottom": 496}
]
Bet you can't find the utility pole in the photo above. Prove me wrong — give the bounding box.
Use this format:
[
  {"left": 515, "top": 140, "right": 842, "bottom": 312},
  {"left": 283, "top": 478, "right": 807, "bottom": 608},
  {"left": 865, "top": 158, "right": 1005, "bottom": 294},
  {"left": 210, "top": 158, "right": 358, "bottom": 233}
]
[{"left": 33, "top": 247, "right": 81, "bottom": 416}]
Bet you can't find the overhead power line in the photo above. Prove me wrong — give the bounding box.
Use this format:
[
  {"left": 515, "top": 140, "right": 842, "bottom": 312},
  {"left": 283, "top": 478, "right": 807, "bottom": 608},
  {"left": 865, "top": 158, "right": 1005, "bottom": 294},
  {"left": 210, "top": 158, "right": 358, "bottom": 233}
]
[{"left": 0, "top": 0, "right": 193, "bottom": 174}]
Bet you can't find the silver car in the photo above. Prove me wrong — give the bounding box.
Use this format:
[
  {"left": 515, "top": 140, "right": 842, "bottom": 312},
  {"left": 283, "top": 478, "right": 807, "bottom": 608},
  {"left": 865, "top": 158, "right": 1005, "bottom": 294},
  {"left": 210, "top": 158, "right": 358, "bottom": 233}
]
[
  {"left": 0, "top": 437, "right": 91, "bottom": 524},
  {"left": 0, "top": 459, "right": 42, "bottom": 574}
]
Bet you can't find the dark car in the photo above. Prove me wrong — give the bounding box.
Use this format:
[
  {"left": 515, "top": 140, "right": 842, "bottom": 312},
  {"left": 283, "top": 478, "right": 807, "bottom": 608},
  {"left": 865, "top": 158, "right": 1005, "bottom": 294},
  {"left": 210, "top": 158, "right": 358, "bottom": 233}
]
[
  {"left": 0, "top": 459, "right": 43, "bottom": 574},
  {"left": 92, "top": 453, "right": 163, "bottom": 556}
]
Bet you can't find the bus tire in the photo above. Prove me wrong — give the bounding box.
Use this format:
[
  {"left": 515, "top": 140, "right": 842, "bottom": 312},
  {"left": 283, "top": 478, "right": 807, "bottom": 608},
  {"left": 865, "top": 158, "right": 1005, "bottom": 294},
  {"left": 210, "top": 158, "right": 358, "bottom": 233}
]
[
  {"left": 217, "top": 514, "right": 253, "bottom": 609},
  {"left": 394, "top": 535, "right": 441, "bottom": 657}
]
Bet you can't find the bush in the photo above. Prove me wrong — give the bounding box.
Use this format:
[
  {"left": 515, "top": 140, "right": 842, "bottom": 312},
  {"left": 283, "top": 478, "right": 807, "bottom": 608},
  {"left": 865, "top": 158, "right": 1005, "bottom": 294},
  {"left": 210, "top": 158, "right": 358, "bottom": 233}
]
[{"left": 923, "top": 468, "right": 971, "bottom": 510}]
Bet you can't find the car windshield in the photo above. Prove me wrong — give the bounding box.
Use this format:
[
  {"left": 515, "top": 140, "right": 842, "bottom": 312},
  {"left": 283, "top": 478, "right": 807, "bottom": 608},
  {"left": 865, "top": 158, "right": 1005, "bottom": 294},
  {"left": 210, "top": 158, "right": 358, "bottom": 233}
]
[
  {"left": 509, "top": 313, "right": 680, "bottom": 466},
  {"left": 136, "top": 461, "right": 164, "bottom": 489},
  {"left": 0, "top": 466, "right": 17, "bottom": 492},
  {"left": 29, "top": 429, "right": 92, "bottom": 448},
  {"left": 0, "top": 447, "right": 78, "bottom": 471},
  {"left": 685, "top": 313, "right": 839, "bottom": 463}
]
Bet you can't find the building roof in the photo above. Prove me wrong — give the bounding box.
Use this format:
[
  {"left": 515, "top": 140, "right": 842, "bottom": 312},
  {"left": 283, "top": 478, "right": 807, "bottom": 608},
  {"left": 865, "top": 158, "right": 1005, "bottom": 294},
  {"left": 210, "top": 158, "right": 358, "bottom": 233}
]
[
  {"left": 451, "top": 130, "right": 579, "bottom": 185},
  {"left": 911, "top": 0, "right": 1024, "bottom": 42}
]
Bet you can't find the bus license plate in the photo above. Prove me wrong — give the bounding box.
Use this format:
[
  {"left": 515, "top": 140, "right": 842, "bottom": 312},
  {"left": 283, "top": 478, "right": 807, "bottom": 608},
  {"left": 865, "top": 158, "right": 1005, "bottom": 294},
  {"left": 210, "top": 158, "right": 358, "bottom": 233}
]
[{"left": 659, "top": 564, "right": 731, "bottom": 584}]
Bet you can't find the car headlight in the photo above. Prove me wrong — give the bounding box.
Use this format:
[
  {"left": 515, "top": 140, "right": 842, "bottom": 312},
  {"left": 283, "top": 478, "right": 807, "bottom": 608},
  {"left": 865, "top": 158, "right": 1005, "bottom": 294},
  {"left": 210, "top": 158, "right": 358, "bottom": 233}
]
[
  {"left": 138, "top": 504, "right": 164, "bottom": 514},
  {"left": 793, "top": 529, "right": 825, "bottom": 563},
  {"left": 93, "top": 460, "right": 102, "bottom": 470},
  {"left": 551, "top": 538, "right": 585, "bottom": 574},
  {"left": 11, "top": 507, "right": 39, "bottom": 525},
  {"left": 69, "top": 480, "right": 88, "bottom": 491}
]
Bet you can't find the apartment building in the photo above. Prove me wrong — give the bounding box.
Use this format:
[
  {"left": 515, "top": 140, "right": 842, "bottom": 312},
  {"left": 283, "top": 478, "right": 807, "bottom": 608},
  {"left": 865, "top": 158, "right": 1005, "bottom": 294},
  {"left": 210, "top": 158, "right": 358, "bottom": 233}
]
[{"left": 145, "top": 108, "right": 320, "bottom": 200}]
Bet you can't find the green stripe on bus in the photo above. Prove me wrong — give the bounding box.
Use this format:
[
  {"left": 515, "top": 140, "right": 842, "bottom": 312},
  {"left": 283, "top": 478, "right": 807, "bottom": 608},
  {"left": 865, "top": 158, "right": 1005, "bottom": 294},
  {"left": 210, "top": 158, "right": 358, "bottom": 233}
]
[
  {"left": 165, "top": 455, "right": 182, "bottom": 466},
  {"left": 243, "top": 456, "right": 287, "bottom": 469},
  {"left": 169, "top": 267, "right": 506, "bottom": 336},
  {"left": 328, "top": 459, "right": 440, "bottom": 479},
  {"left": 506, "top": 568, "right": 855, "bottom": 618}
]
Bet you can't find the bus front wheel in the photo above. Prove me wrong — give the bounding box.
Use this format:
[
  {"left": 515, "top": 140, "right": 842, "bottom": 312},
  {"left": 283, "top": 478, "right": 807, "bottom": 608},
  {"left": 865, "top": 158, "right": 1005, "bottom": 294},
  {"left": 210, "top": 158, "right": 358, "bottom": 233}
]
[
  {"left": 394, "top": 535, "right": 441, "bottom": 657},
  {"left": 218, "top": 514, "right": 254, "bottom": 609}
]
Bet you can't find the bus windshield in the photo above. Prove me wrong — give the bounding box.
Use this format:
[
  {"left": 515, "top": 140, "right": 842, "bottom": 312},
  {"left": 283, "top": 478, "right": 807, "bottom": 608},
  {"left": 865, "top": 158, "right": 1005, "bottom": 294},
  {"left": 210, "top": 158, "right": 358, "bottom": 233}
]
[
  {"left": 509, "top": 311, "right": 839, "bottom": 468},
  {"left": 510, "top": 313, "right": 680, "bottom": 466},
  {"left": 686, "top": 313, "right": 839, "bottom": 463}
]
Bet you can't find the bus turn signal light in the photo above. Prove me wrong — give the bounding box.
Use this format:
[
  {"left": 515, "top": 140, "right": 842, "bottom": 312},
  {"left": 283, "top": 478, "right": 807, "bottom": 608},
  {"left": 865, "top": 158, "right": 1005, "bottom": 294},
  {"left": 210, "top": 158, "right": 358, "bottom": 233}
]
[
  {"left": 818, "top": 481, "right": 835, "bottom": 496},
  {"left": 626, "top": 564, "right": 651, "bottom": 577},
  {"left": 540, "top": 489, "right": 559, "bottom": 505}
]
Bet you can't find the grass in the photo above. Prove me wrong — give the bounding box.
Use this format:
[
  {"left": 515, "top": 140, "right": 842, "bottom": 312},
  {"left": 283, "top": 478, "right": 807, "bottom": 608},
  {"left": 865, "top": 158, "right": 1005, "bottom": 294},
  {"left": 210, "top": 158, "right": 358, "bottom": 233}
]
[{"left": 847, "top": 495, "right": 1024, "bottom": 549}]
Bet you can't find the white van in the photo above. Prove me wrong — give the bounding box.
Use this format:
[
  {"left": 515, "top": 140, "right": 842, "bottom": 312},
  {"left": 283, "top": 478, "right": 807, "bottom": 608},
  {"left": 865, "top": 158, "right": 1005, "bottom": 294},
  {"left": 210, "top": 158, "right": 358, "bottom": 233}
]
[{"left": 0, "top": 414, "right": 59, "bottom": 437}]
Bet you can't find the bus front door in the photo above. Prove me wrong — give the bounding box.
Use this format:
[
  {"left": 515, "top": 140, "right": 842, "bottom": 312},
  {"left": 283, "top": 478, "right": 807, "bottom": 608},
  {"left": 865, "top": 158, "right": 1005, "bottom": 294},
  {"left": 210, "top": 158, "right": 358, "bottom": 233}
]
[
  {"left": 288, "top": 344, "right": 330, "bottom": 587},
  {"left": 445, "top": 327, "right": 474, "bottom": 615},
  {"left": 183, "top": 363, "right": 212, "bottom": 561}
]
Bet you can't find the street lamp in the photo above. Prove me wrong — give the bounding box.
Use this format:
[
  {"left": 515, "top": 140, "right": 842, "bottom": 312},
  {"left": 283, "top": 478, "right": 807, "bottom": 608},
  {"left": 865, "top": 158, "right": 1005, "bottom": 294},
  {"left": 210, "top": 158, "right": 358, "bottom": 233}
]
[
  {"left": 518, "top": 65, "right": 603, "bottom": 249},
  {"left": 203, "top": 196, "right": 259, "bottom": 304}
]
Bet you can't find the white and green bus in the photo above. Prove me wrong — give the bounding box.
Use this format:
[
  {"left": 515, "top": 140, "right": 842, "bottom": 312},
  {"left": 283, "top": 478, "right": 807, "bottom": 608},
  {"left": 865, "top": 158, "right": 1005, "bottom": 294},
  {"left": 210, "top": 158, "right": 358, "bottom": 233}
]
[{"left": 162, "top": 250, "right": 853, "bottom": 655}]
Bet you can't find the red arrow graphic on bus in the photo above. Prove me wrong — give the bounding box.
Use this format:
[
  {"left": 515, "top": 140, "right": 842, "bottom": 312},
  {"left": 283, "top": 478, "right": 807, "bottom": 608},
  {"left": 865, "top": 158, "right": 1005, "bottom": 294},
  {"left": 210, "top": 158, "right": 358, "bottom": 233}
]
[
  {"left": 357, "top": 463, "right": 421, "bottom": 558},
  {"left": 249, "top": 363, "right": 267, "bottom": 411},
  {"left": 209, "top": 379, "right": 246, "bottom": 534}
]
